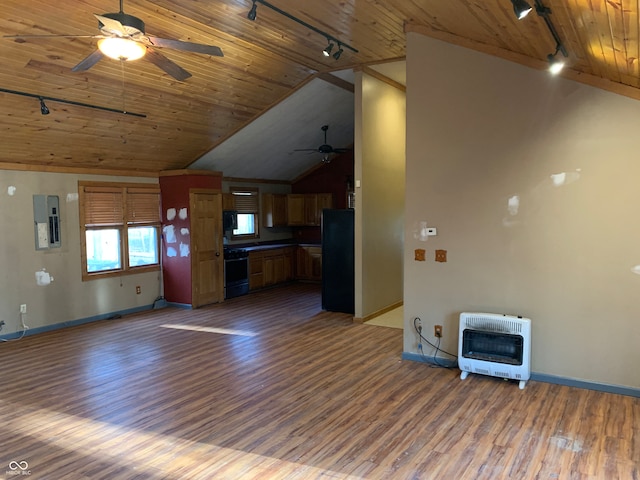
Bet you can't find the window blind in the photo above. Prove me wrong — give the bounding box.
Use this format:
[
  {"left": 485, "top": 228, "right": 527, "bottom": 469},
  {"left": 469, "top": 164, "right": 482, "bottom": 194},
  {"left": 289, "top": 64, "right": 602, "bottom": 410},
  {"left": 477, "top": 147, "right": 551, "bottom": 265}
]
[{"left": 231, "top": 188, "right": 258, "bottom": 213}]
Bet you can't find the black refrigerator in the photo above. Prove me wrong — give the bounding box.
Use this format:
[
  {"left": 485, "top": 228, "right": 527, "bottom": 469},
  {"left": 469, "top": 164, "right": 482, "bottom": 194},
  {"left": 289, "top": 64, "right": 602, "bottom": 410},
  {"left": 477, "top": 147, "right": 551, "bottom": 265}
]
[{"left": 322, "top": 209, "right": 355, "bottom": 314}]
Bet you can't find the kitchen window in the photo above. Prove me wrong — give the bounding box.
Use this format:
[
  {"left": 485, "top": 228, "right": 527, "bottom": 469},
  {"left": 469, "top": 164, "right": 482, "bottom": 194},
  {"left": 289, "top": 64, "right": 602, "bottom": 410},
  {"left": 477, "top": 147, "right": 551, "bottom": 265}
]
[
  {"left": 230, "top": 187, "right": 259, "bottom": 240},
  {"left": 79, "top": 181, "right": 161, "bottom": 280}
]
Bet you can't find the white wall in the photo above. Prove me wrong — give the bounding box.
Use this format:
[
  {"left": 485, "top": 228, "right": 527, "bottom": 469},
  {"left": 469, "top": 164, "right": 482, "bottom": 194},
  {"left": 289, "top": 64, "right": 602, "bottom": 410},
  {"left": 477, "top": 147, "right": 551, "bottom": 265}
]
[
  {"left": 0, "top": 170, "right": 160, "bottom": 336},
  {"left": 354, "top": 71, "right": 406, "bottom": 319},
  {"left": 403, "top": 33, "right": 640, "bottom": 388}
]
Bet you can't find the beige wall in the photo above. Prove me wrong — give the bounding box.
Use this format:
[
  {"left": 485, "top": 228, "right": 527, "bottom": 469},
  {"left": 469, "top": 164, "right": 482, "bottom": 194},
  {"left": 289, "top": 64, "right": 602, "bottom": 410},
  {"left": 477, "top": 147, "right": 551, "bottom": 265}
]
[
  {"left": 403, "top": 33, "right": 640, "bottom": 388},
  {"left": 354, "top": 71, "right": 406, "bottom": 319},
  {"left": 0, "top": 170, "right": 160, "bottom": 336}
]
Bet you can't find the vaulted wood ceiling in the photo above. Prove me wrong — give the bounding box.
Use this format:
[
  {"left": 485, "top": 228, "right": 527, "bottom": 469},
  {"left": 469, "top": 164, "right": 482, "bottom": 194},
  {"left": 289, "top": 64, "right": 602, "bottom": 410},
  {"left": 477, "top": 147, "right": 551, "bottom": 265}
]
[{"left": 1, "top": 0, "right": 638, "bottom": 179}]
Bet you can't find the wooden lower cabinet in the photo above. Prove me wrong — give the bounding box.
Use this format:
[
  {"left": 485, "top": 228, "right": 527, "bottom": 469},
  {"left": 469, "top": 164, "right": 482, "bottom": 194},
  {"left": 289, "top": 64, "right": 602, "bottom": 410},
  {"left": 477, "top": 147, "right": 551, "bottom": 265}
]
[
  {"left": 296, "top": 245, "right": 322, "bottom": 282},
  {"left": 249, "top": 247, "right": 295, "bottom": 291}
]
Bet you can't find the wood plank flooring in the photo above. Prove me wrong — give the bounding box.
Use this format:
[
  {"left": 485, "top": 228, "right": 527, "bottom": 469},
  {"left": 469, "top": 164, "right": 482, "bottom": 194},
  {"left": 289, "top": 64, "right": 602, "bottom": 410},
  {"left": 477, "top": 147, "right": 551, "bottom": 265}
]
[{"left": 0, "top": 283, "right": 638, "bottom": 479}]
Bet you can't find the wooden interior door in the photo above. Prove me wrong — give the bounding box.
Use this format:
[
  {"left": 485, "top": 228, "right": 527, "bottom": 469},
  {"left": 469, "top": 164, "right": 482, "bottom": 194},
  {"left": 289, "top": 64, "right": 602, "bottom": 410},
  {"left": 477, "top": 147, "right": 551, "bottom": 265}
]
[{"left": 190, "top": 190, "right": 223, "bottom": 308}]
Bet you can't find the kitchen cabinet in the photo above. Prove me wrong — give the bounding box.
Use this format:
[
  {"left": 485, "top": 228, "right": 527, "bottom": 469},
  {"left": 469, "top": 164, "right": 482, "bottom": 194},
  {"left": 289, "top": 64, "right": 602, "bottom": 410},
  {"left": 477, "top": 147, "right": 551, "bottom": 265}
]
[
  {"left": 249, "top": 251, "right": 264, "bottom": 290},
  {"left": 285, "top": 194, "right": 333, "bottom": 227},
  {"left": 249, "top": 247, "right": 295, "bottom": 290},
  {"left": 316, "top": 193, "right": 333, "bottom": 225},
  {"left": 296, "top": 245, "right": 322, "bottom": 282},
  {"left": 286, "top": 194, "right": 306, "bottom": 226},
  {"left": 262, "top": 193, "right": 288, "bottom": 227},
  {"left": 222, "top": 193, "right": 235, "bottom": 210}
]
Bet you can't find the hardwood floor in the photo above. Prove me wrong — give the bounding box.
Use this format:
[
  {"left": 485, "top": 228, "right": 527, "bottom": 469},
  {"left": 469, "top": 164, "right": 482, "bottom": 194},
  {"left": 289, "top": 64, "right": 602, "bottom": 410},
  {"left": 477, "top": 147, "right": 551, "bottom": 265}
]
[{"left": 0, "top": 283, "right": 638, "bottom": 479}]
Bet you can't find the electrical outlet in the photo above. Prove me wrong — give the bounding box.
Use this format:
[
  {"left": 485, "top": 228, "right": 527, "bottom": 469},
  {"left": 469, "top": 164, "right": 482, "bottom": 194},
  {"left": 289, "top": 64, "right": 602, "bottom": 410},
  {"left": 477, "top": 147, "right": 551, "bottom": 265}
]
[
  {"left": 136, "top": 286, "right": 141, "bottom": 294},
  {"left": 435, "top": 250, "right": 447, "bottom": 262},
  {"left": 434, "top": 325, "right": 443, "bottom": 338},
  {"left": 20, "top": 304, "right": 27, "bottom": 314},
  {"left": 416, "top": 318, "right": 422, "bottom": 333}
]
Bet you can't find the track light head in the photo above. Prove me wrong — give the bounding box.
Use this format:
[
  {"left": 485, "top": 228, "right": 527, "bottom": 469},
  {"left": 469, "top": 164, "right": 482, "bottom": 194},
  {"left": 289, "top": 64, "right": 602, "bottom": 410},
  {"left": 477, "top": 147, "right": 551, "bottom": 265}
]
[
  {"left": 39, "top": 97, "right": 50, "bottom": 115},
  {"left": 333, "top": 44, "right": 344, "bottom": 60},
  {"left": 247, "top": 1, "right": 257, "bottom": 21},
  {"left": 511, "top": 0, "right": 533, "bottom": 19},
  {"left": 323, "top": 41, "right": 334, "bottom": 57},
  {"left": 547, "top": 52, "right": 565, "bottom": 74}
]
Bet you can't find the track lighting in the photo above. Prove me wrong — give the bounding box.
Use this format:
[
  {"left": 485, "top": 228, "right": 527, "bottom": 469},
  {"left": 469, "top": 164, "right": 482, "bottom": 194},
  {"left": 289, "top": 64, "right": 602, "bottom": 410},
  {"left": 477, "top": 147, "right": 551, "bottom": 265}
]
[
  {"left": 511, "top": 0, "right": 532, "bottom": 20},
  {"left": 323, "top": 41, "right": 334, "bottom": 57},
  {"left": 247, "top": 0, "right": 357, "bottom": 60},
  {"left": 333, "top": 43, "right": 344, "bottom": 60},
  {"left": 247, "top": 1, "right": 257, "bottom": 21},
  {"left": 533, "top": 0, "right": 569, "bottom": 74},
  {"left": 0, "top": 87, "right": 146, "bottom": 117},
  {"left": 547, "top": 49, "right": 565, "bottom": 74},
  {"left": 39, "top": 97, "right": 49, "bottom": 115}
]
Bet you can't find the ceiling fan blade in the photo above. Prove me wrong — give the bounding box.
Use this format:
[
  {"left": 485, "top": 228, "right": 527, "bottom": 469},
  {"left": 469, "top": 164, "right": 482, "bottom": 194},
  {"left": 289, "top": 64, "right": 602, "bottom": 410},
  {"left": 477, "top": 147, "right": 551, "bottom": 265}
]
[
  {"left": 332, "top": 148, "right": 350, "bottom": 153},
  {"left": 71, "top": 49, "right": 105, "bottom": 72},
  {"left": 145, "top": 48, "right": 192, "bottom": 81},
  {"left": 146, "top": 36, "right": 223, "bottom": 57},
  {"left": 293, "top": 149, "right": 320, "bottom": 152},
  {"left": 94, "top": 14, "right": 127, "bottom": 36}
]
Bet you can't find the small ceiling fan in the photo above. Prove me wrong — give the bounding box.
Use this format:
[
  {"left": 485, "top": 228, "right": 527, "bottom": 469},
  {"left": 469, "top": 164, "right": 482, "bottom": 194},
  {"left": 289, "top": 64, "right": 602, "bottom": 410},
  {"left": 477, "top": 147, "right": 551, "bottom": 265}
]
[
  {"left": 294, "top": 125, "right": 350, "bottom": 163},
  {"left": 4, "top": 0, "right": 223, "bottom": 81}
]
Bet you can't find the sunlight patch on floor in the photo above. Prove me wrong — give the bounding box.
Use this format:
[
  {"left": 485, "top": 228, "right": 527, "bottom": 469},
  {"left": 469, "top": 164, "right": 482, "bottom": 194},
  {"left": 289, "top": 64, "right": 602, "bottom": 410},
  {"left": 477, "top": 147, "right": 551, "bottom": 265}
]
[
  {"left": 0, "top": 399, "right": 365, "bottom": 479},
  {"left": 365, "top": 307, "right": 403, "bottom": 329},
  {"left": 160, "top": 324, "right": 258, "bottom": 337}
]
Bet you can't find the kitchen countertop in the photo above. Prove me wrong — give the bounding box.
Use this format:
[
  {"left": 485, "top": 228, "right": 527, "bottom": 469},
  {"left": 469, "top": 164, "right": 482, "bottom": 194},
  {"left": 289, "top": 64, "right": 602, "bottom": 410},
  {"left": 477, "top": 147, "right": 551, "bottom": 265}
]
[{"left": 226, "top": 242, "right": 320, "bottom": 253}]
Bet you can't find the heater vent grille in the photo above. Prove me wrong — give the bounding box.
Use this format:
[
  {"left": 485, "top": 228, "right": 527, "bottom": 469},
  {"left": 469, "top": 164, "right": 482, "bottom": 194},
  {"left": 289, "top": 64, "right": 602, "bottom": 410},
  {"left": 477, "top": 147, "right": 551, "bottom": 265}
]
[
  {"left": 463, "top": 314, "right": 523, "bottom": 335},
  {"left": 458, "top": 312, "right": 532, "bottom": 389}
]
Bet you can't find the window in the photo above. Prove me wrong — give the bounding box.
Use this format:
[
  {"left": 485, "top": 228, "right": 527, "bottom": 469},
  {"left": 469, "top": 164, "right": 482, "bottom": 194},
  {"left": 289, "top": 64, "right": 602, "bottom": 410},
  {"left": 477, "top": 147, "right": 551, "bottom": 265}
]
[
  {"left": 230, "top": 187, "right": 259, "bottom": 240},
  {"left": 79, "top": 182, "right": 161, "bottom": 279}
]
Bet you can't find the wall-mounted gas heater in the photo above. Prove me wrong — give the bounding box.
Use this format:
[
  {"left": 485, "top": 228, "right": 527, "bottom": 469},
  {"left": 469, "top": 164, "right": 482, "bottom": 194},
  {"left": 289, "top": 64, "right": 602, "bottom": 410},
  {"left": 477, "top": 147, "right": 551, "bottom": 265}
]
[{"left": 458, "top": 312, "right": 531, "bottom": 389}]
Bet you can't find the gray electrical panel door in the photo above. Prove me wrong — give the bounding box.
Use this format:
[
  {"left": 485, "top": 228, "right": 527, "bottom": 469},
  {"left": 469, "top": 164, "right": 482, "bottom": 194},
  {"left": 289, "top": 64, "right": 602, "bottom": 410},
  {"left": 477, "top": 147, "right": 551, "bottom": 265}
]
[{"left": 33, "top": 195, "right": 61, "bottom": 250}]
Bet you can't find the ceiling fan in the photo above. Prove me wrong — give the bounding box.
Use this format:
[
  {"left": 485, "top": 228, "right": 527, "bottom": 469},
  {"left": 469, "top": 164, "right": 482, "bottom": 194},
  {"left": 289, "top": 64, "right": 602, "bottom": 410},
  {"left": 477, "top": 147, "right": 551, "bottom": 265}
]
[
  {"left": 4, "top": 0, "right": 223, "bottom": 81},
  {"left": 295, "top": 125, "right": 350, "bottom": 163}
]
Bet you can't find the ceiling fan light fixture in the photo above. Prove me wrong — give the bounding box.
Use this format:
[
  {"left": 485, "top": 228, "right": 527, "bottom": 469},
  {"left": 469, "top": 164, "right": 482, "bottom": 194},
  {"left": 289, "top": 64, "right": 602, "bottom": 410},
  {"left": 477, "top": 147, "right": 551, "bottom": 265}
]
[
  {"left": 98, "top": 37, "right": 146, "bottom": 61},
  {"left": 248, "top": 1, "right": 258, "bottom": 21},
  {"left": 511, "top": 0, "right": 533, "bottom": 20}
]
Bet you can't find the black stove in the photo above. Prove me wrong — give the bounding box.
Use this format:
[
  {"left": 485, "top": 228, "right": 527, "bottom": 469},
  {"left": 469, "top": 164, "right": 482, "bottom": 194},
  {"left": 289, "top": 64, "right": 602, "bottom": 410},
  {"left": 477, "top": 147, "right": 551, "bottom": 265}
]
[{"left": 223, "top": 248, "right": 249, "bottom": 299}]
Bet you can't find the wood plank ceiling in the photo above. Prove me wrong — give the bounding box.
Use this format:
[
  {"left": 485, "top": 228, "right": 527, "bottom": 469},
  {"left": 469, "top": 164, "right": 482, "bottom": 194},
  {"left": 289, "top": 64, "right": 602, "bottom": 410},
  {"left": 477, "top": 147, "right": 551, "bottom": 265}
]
[{"left": 0, "top": 0, "right": 638, "bottom": 178}]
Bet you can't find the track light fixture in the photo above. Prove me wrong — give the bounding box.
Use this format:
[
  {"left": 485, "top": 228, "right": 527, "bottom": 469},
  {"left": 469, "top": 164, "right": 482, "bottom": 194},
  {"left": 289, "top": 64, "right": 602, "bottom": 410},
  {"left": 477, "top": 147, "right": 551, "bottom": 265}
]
[
  {"left": 533, "top": 0, "right": 568, "bottom": 74},
  {"left": 511, "top": 0, "right": 533, "bottom": 20},
  {"left": 323, "top": 41, "right": 334, "bottom": 57},
  {"left": 547, "top": 48, "right": 565, "bottom": 74},
  {"left": 247, "top": 0, "right": 357, "bottom": 60},
  {"left": 39, "top": 97, "right": 50, "bottom": 115},
  {"left": 333, "top": 43, "right": 344, "bottom": 60},
  {"left": 515, "top": 0, "right": 569, "bottom": 74},
  {"left": 0, "top": 87, "right": 146, "bottom": 117},
  {"left": 247, "top": 1, "right": 258, "bottom": 21}
]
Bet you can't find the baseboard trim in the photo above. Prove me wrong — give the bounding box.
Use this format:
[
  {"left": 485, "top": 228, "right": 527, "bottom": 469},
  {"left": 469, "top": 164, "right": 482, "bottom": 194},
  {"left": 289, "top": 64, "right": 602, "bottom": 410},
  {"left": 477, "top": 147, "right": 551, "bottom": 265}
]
[
  {"left": 402, "top": 352, "right": 640, "bottom": 398},
  {"left": 353, "top": 300, "right": 403, "bottom": 324},
  {"left": 402, "top": 351, "right": 458, "bottom": 368},
  {"left": 0, "top": 304, "right": 155, "bottom": 340},
  {"left": 529, "top": 372, "right": 640, "bottom": 398}
]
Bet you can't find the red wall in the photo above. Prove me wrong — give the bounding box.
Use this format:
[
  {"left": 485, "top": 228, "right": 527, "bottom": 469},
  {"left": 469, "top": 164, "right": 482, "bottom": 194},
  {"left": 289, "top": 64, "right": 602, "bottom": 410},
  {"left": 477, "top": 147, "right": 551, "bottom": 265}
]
[
  {"left": 159, "top": 173, "right": 222, "bottom": 305},
  {"left": 291, "top": 152, "right": 354, "bottom": 243}
]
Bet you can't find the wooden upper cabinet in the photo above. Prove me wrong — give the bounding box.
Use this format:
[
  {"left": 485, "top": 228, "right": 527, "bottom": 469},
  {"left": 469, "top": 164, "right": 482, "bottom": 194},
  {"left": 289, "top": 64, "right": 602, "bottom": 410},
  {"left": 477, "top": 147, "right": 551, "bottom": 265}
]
[
  {"left": 262, "top": 193, "right": 288, "bottom": 227},
  {"left": 316, "top": 193, "right": 333, "bottom": 225},
  {"left": 303, "top": 195, "right": 317, "bottom": 226},
  {"left": 222, "top": 193, "right": 235, "bottom": 210},
  {"left": 265, "top": 193, "right": 333, "bottom": 227},
  {"left": 287, "top": 194, "right": 306, "bottom": 226}
]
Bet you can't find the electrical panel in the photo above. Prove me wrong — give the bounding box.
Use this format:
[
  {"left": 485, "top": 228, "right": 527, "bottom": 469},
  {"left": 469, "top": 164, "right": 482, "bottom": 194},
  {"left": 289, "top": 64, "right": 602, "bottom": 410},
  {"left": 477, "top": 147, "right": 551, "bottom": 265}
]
[{"left": 33, "top": 195, "right": 61, "bottom": 250}]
